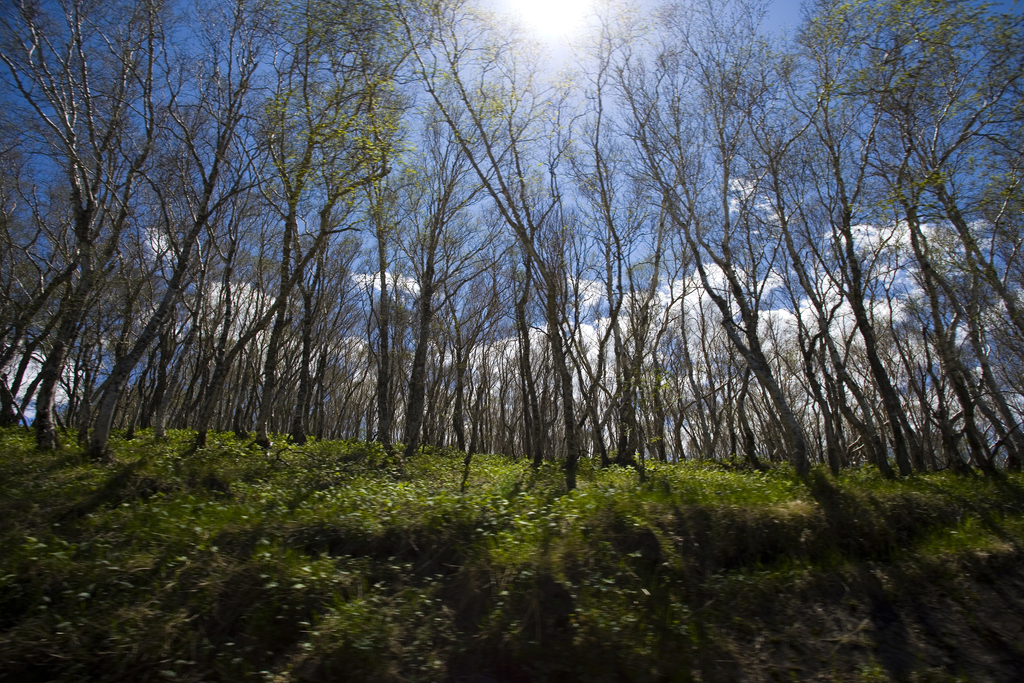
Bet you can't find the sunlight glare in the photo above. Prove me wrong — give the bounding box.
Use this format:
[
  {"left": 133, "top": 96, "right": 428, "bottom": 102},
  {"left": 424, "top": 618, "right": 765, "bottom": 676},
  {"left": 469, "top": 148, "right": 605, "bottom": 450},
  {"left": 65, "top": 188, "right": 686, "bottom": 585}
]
[{"left": 504, "top": 0, "right": 594, "bottom": 39}]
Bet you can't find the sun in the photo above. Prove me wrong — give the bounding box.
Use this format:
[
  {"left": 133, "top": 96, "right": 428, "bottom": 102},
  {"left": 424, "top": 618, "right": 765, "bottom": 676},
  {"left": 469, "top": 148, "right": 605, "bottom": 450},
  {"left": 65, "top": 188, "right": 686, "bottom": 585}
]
[{"left": 502, "top": 0, "right": 594, "bottom": 39}]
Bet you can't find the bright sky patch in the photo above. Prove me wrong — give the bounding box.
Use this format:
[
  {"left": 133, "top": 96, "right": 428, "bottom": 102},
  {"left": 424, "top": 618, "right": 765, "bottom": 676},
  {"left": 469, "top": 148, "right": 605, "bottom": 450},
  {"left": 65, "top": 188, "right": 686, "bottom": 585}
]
[{"left": 503, "top": 0, "right": 594, "bottom": 39}]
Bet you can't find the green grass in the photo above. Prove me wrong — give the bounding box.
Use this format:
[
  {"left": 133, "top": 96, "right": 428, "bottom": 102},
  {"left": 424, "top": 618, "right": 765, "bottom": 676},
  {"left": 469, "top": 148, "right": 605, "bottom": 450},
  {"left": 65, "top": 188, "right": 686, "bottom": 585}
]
[{"left": 2, "top": 427, "right": 1024, "bottom": 682}]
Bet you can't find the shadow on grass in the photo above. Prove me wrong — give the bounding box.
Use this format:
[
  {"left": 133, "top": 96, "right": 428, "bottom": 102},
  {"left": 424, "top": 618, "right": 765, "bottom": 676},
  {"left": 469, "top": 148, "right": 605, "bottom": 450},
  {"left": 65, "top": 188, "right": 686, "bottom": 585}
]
[{"left": 58, "top": 457, "right": 150, "bottom": 522}]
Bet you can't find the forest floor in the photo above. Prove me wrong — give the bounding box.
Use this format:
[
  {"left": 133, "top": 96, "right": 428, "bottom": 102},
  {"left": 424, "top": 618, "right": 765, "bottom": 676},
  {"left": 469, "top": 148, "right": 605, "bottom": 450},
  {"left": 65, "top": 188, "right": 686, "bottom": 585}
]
[{"left": 2, "top": 427, "right": 1024, "bottom": 682}]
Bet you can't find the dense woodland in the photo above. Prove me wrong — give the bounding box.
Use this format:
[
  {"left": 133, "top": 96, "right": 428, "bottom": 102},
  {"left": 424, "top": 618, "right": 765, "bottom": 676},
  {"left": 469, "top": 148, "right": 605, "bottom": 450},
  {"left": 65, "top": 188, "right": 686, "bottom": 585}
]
[{"left": 2, "top": 0, "right": 1023, "bottom": 487}]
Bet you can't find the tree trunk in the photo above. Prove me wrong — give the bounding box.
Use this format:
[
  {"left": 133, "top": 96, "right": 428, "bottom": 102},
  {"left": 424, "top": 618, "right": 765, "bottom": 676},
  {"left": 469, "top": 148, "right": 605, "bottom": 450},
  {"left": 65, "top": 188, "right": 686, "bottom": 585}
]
[
  {"left": 651, "top": 359, "right": 669, "bottom": 463},
  {"left": 256, "top": 210, "right": 296, "bottom": 450},
  {"left": 34, "top": 313, "right": 79, "bottom": 450},
  {"left": 403, "top": 253, "right": 436, "bottom": 459},
  {"left": 687, "top": 245, "right": 811, "bottom": 475},
  {"left": 468, "top": 381, "right": 485, "bottom": 456},
  {"left": 453, "top": 344, "right": 468, "bottom": 452},
  {"left": 150, "top": 317, "right": 174, "bottom": 440},
  {"left": 515, "top": 263, "right": 543, "bottom": 467},
  {"left": 903, "top": 201, "right": 994, "bottom": 474},
  {"left": 290, "top": 283, "right": 316, "bottom": 445},
  {"left": 543, "top": 280, "right": 583, "bottom": 490},
  {"left": 374, "top": 214, "right": 394, "bottom": 449}
]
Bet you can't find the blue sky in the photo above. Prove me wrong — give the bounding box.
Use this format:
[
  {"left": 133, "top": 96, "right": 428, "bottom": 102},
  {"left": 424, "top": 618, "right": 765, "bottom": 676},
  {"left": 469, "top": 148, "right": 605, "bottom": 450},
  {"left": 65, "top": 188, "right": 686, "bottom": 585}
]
[
  {"left": 764, "top": 0, "right": 806, "bottom": 32},
  {"left": 765, "top": 0, "right": 1022, "bottom": 34},
  {"left": 498, "top": 0, "right": 1023, "bottom": 63}
]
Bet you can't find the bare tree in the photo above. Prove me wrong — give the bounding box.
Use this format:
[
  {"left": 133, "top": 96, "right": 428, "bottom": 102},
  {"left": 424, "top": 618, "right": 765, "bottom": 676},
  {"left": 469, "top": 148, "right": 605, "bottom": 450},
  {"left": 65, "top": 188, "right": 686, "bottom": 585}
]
[
  {"left": 397, "top": 108, "right": 483, "bottom": 458},
  {"left": 400, "top": 0, "right": 587, "bottom": 487},
  {"left": 254, "top": 0, "right": 405, "bottom": 450},
  {"left": 1, "top": 0, "right": 165, "bottom": 450},
  {"left": 622, "top": 0, "right": 810, "bottom": 474}
]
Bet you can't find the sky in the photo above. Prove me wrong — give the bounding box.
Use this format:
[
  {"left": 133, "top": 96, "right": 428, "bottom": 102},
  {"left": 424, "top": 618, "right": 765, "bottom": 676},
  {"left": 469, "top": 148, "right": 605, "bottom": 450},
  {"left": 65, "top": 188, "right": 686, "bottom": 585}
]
[
  {"left": 494, "top": 0, "right": 1024, "bottom": 48},
  {"left": 764, "top": 0, "right": 806, "bottom": 32},
  {"left": 763, "top": 0, "right": 1023, "bottom": 33},
  {"left": 486, "top": 0, "right": 812, "bottom": 68},
  {"left": 492, "top": 0, "right": 808, "bottom": 41}
]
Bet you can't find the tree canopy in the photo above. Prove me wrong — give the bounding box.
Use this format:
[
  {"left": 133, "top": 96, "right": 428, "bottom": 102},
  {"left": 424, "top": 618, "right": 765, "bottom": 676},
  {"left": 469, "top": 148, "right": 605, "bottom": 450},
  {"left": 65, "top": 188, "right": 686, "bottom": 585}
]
[{"left": 2, "top": 0, "right": 1024, "bottom": 487}]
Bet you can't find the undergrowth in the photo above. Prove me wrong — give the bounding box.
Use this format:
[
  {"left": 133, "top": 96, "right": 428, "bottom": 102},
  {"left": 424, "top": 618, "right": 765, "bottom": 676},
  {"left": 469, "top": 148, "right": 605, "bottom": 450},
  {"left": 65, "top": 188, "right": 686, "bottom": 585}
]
[{"left": 2, "top": 427, "right": 1024, "bottom": 682}]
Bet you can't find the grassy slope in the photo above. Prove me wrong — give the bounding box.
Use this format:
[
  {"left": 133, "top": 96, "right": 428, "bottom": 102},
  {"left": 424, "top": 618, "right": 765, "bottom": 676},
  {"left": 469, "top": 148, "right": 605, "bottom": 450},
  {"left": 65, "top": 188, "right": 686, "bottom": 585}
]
[{"left": 2, "top": 428, "right": 1024, "bottom": 682}]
